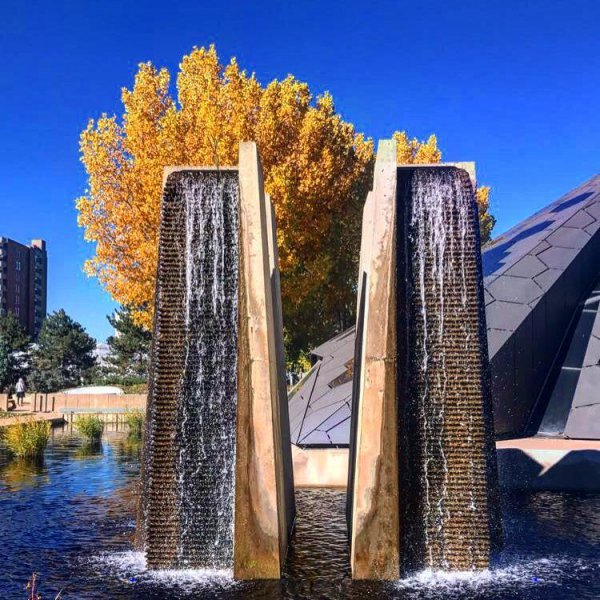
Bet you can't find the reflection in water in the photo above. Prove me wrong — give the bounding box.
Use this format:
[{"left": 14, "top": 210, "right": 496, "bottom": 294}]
[
  {"left": 0, "top": 455, "right": 47, "bottom": 492},
  {"left": 0, "top": 428, "right": 598, "bottom": 599},
  {"left": 75, "top": 441, "right": 104, "bottom": 458}
]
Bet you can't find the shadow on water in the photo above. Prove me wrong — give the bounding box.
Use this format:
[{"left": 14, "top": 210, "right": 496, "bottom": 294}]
[{"left": 0, "top": 428, "right": 599, "bottom": 599}]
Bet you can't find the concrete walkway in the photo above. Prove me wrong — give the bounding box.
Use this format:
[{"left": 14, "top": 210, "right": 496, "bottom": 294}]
[{"left": 0, "top": 400, "right": 63, "bottom": 429}]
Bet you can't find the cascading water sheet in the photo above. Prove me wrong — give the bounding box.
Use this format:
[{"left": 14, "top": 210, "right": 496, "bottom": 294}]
[
  {"left": 142, "top": 169, "right": 240, "bottom": 570},
  {"left": 399, "top": 167, "right": 499, "bottom": 572},
  {"left": 176, "top": 171, "right": 240, "bottom": 568}
]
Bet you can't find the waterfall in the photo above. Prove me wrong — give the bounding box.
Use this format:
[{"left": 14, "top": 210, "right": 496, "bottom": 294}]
[
  {"left": 401, "top": 167, "right": 494, "bottom": 571},
  {"left": 176, "top": 171, "right": 240, "bottom": 569}
]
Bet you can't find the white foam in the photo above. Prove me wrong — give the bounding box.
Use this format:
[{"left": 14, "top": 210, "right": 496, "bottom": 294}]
[
  {"left": 395, "top": 557, "right": 586, "bottom": 596},
  {"left": 94, "top": 551, "right": 236, "bottom": 587}
]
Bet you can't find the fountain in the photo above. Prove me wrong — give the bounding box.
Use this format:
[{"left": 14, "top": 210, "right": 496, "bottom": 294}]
[
  {"left": 348, "top": 140, "right": 501, "bottom": 579},
  {"left": 137, "top": 142, "right": 295, "bottom": 578}
]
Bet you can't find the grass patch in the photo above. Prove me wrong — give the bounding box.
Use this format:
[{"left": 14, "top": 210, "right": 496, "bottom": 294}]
[
  {"left": 74, "top": 414, "right": 104, "bottom": 442},
  {"left": 3, "top": 418, "right": 51, "bottom": 458},
  {"left": 0, "top": 411, "right": 23, "bottom": 419},
  {"left": 124, "top": 408, "right": 145, "bottom": 439}
]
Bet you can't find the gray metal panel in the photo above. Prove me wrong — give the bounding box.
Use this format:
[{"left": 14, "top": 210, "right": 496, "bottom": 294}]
[
  {"left": 484, "top": 175, "right": 600, "bottom": 437},
  {"left": 562, "top": 280, "right": 600, "bottom": 439}
]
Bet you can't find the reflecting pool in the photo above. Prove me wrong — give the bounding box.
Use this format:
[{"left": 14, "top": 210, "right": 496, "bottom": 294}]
[{"left": 0, "top": 429, "right": 598, "bottom": 599}]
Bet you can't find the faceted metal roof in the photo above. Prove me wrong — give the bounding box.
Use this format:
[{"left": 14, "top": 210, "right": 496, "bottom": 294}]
[
  {"left": 482, "top": 174, "right": 600, "bottom": 357},
  {"left": 289, "top": 328, "right": 354, "bottom": 446},
  {"left": 538, "top": 275, "right": 600, "bottom": 439},
  {"left": 289, "top": 174, "right": 600, "bottom": 446}
]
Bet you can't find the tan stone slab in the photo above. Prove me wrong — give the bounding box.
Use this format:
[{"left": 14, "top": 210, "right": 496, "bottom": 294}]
[
  {"left": 497, "top": 437, "right": 600, "bottom": 491},
  {"left": 350, "top": 139, "right": 400, "bottom": 580},
  {"left": 265, "top": 194, "right": 296, "bottom": 548},
  {"left": 497, "top": 437, "right": 600, "bottom": 450},
  {"left": 234, "top": 142, "right": 292, "bottom": 579},
  {"left": 293, "top": 441, "right": 600, "bottom": 490}
]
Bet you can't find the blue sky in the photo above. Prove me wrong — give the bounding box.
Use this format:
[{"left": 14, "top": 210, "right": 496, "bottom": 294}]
[{"left": 0, "top": 0, "right": 598, "bottom": 342}]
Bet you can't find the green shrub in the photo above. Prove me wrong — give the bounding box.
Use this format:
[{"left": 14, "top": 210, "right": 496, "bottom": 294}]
[
  {"left": 74, "top": 414, "right": 104, "bottom": 441},
  {"left": 124, "top": 409, "right": 145, "bottom": 439},
  {"left": 3, "top": 418, "right": 51, "bottom": 458}
]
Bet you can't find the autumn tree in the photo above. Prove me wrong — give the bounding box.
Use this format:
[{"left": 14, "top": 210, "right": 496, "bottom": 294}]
[
  {"left": 475, "top": 186, "right": 495, "bottom": 244},
  {"left": 78, "top": 45, "right": 495, "bottom": 360},
  {"left": 78, "top": 45, "right": 373, "bottom": 360}
]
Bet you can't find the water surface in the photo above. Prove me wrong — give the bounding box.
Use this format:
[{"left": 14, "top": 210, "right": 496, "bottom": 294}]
[{"left": 0, "top": 429, "right": 598, "bottom": 599}]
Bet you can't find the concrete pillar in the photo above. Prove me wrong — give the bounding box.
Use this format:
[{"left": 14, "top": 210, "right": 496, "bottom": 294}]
[
  {"left": 234, "top": 143, "right": 295, "bottom": 579},
  {"left": 348, "top": 140, "right": 400, "bottom": 579},
  {"left": 140, "top": 142, "right": 294, "bottom": 578}
]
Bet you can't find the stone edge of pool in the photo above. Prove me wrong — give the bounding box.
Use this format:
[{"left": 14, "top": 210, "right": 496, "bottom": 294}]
[{"left": 292, "top": 440, "right": 600, "bottom": 491}]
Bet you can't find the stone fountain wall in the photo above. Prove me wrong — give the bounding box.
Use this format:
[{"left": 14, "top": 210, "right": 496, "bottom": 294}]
[
  {"left": 348, "top": 140, "right": 500, "bottom": 579},
  {"left": 397, "top": 166, "right": 501, "bottom": 572},
  {"left": 139, "top": 143, "right": 294, "bottom": 578}
]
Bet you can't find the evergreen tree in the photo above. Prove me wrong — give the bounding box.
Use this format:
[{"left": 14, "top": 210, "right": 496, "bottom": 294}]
[
  {"left": 0, "top": 335, "right": 10, "bottom": 392},
  {"left": 0, "top": 311, "right": 31, "bottom": 386},
  {"left": 29, "top": 310, "right": 97, "bottom": 392},
  {"left": 105, "top": 306, "right": 152, "bottom": 380},
  {"left": 0, "top": 311, "right": 30, "bottom": 352}
]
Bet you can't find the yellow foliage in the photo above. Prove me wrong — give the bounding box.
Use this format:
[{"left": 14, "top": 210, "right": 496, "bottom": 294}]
[
  {"left": 77, "top": 45, "right": 494, "bottom": 357},
  {"left": 78, "top": 46, "right": 373, "bottom": 354},
  {"left": 4, "top": 418, "right": 51, "bottom": 458},
  {"left": 476, "top": 186, "right": 496, "bottom": 244},
  {"left": 393, "top": 131, "right": 442, "bottom": 164}
]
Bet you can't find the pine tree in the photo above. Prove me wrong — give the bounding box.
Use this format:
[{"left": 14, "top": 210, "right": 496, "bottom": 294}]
[
  {"left": 0, "top": 311, "right": 30, "bottom": 352},
  {"left": 29, "top": 310, "right": 97, "bottom": 392},
  {"left": 105, "top": 306, "right": 152, "bottom": 380},
  {"left": 0, "top": 336, "right": 10, "bottom": 392}
]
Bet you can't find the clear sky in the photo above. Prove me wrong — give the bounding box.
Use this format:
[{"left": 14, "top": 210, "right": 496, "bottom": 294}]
[{"left": 0, "top": 0, "right": 598, "bottom": 342}]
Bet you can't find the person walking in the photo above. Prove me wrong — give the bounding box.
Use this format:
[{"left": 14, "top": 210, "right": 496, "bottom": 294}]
[{"left": 15, "top": 377, "right": 26, "bottom": 407}]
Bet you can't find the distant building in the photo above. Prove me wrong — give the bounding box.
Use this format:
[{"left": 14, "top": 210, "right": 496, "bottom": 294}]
[{"left": 0, "top": 238, "right": 48, "bottom": 338}]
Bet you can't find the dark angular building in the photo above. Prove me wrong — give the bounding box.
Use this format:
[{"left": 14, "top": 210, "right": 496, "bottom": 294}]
[
  {"left": 0, "top": 238, "right": 48, "bottom": 338},
  {"left": 289, "top": 174, "right": 600, "bottom": 445}
]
